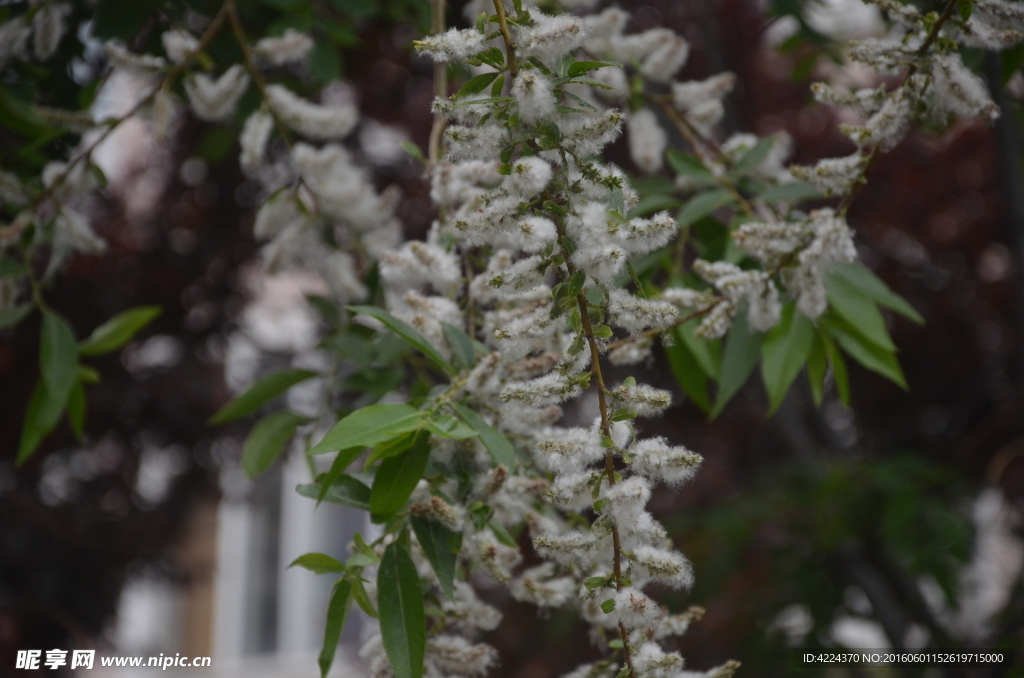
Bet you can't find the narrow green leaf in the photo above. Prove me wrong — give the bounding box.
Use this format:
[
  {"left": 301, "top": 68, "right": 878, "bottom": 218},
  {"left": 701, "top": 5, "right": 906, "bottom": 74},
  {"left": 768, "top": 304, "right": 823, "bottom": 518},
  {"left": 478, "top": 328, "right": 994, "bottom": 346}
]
[
  {"left": 758, "top": 181, "right": 822, "bottom": 203},
  {"left": 806, "top": 331, "right": 828, "bottom": 407},
  {"left": 319, "top": 579, "right": 354, "bottom": 678},
  {"left": 456, "top": 71, "right": 499, "bottom": 98},
  {"left": 347, "top": 305, "right": 456, "bottom": 376},
  {"left": 77, "top": 306, "right": 161, "bottom": 356},
  {"left": 410, "top": 515, "right": 462, "bottom": 600},
  {"left": 0, "top": 260, "right": 28, "bottom": 277},
  {"left": 677, "top": 188, "right": 733, "bottom": 227},
  {"left": 378, "top": 543, "right": 427, "bottom": 678},
  {"left": 290, "top": 552, "right": 346, "bottom": 574},
  {"left": 353, "top": 578, "right": 379, "bottom": 618},
  {"left": 370, "top": 431, "right": 431, "bottom": 521},
  {"left": 730, "top": 137, "right": 775, "bottom": 177},
  {"left": 425, "top": 414, "right": 479, "bottom": 439},
  {"left": 664, "top": 334, "right": 712, "bottom": 413},
  {"left": 822, "top": 333, "right": 851, "bottom": 405},
  {"left": 365, "top": 431, "right": 417, "bottom": 467},
  {"left": 828, "top": 262, "right": 924, "bottom": 325},
  {"left": 451, "top": 402, "right": 517, "bottom": 470},
  {"left": 308, "top": 403, "right": 422, "bottom": 456},
  {"left": 567, "top": 60, "right": 616, "bottom": 76},
  {"left": 823, "top": 312, "right": 908, "bottom": 389},
  {"left": 317, "top": 447, "right": 364, "bottom": 504},
  {"left": 826, "top": 274, "right": 896, "bottom": 351},
  {"left": 760, "top": 303, "right": 815, "bottom": 414},
  {"left": 712, "top": 310, "right": 763, "bottom": 418},
  {"left": 40, "top": 311, "right": 78, "bottom": 405},
  {"left": 667, "top": 150, "right": 716, "bottom": 186},
  {"left": 401, "top": 141, "right": 425, "bottom": 162},
  {"left": 242, "top": 412, "right": 305, "bottom": 478},
  {"left": 67, "top": 380, "right": 86, "bottom": 440},
  {"left": 0, "top": 304, "right": 32, "bottom": 330},
  {"left": 17, "top": 380, "right": 64, "bottom": 465},
  {"left": 675, "top": 320, "right": 721, "bottom": 380},
  {"left": 209, "top": 369, "right": 319, "bottom": 424},
  {"left": 297, "top": 475, "right": 371, "bottom": 511},
  {"left": 441, "top": 322, "right": 476, "bottom": 370}
]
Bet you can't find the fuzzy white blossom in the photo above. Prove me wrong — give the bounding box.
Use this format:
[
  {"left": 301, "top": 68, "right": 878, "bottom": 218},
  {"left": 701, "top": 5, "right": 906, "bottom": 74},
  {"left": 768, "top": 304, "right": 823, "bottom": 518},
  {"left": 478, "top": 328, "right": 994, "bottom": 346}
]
[
  {"left": 513, "top": 71, "right": 557, "bottom": 124},
  {"left": 415, "top": 27, "right": 487, "bottom": 62},
  {"left": 627, "top": 108, "right": 667, "bottom": 174},
  {"left": 162, "top": 29, "right": 198, "bottom": 64},
  {"left": 253, "top": 29, "right": 314, "bottom": 66},
  {"left": 33, "top": 2, "right": 72, "bottom": 60},
  {"left": 265, "top": 84, "right": 358, "bottom": 141},
  {"left": 184, "top": 65, "right": 250, "bottom": 122}
]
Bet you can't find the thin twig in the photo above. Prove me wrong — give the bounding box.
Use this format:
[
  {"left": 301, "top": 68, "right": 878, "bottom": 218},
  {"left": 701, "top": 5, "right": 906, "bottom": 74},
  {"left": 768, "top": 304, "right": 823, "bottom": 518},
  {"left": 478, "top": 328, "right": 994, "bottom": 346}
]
[
  {"left": 492, "top": 0, "right": 518, "bottom": 77},
  {"left": 428, "top": 0, "right": 448, "bottom": 163}
]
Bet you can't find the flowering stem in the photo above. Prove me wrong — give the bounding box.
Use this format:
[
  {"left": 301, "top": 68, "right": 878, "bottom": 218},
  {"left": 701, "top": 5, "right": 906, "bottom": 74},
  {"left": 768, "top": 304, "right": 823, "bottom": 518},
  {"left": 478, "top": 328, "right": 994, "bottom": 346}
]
[
  {"left": 429, "top": 0, "right": 448, "bottom": 162},
  {"left": 838, "top": 0, "right": 958, "bottom": 216},
  {"left": 651, "top": 96, "right": 757, "bottom": 219},
  {"left": 491, "top": 0, "right": 519, "bottom": 77}
]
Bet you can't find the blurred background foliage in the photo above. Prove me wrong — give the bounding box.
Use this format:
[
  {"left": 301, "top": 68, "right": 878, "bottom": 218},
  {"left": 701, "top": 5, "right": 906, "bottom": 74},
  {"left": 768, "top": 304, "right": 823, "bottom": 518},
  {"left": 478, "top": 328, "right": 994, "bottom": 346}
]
[{"left": 1, "top": 0, "right": 1023, "bottom": 676}]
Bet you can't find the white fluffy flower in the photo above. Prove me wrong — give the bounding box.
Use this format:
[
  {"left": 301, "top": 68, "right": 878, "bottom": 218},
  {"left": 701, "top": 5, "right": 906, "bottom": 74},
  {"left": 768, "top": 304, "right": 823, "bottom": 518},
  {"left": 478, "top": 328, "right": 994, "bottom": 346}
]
[
  {"left": 516, "top": 216, "right": 558, "bottom": 253},
  {"left": 632, "top": 642, "right": 684, "bottom": 678},
  {"left": 789, "top": 153, "right": 866, "bottom": 197},
  {"left": 930, "top": 53, "right": 999, "bottom": 121},
  {"left": 509, "top": 563, "right": 577, "bottom": 607},
  {"left": 442, "top": 582, "right": 502, "bottom": 632},
  {"left": 265, "top": 84, "right": 358, "bottom": 140},
  {"left": 239, "top": 108, "right": 274, "bottom": 171},
  {"left": 640, "top": 34, "right": 690, "bottom": 83},
  {"left": 603, "top": 476, "right": 651, "bottom": 526},
  {"left": 535, "top": 427, "right": 604, "bottom": 474},
  {"left": 104, "top": 40, "right": 166, "bottom": 74},
  {"left": 610, "top": 586, "right": 662, "bottom": 631},
  {"left": 608, "top": 289, "right": 679, "bottom": 334},
  {"left": 184, "top": 64, "right": 250, "bottom": 122},
  {"left": 518, "top": 13, "right": 586, "bottom": 61},
  {"left": 505, "top": 156, "right": 553, "bottom": 197},
  {"left": 254, "top": 28, "right": 314, "bottom": 66},
  {"left": 627, "top": 109, "right": 667, "bottom": 174},
  {"left": 162, "top": 29, "right": 198, "bottom": 64},
  {"left": 611, "top": 383, "right": 672, "bottom": 417},
  {"left": 0, "top": 18, "right": 31, "bottom": 68},
  {"left": 33, "top": 2, "right": 72, "bottom": 60},
  {"left": 513, "top": 71, "right": 557, "bottom": 124},
  {"left": 416, "top": 27, "right": 487, "bottom": 62},
  {"left": 629, "top": 437, "right": 703, "bottom": 486},
  {"left": 427, "top": 635, "right": 498, "bottom": 677},
  {"left": 672, "top": 73, "right": 735, "bottom": 112}
]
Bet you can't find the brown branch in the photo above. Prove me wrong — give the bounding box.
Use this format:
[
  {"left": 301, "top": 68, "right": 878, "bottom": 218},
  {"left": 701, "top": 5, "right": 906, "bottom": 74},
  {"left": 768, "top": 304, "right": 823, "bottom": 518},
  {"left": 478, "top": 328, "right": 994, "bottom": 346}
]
[
  {"left": 491, "top": 0, "right": 518, "bottom": 77},
  {"left": 428, "top": 0, "right": 448, "bottom": 162}
]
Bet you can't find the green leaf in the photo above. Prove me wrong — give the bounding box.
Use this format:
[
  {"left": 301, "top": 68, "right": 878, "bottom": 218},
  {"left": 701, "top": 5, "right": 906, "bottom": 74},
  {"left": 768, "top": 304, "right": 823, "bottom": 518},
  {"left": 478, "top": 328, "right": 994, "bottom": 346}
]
[
  {"left": 758, "top": 181, "right": 822, "bottom": 203},
  {"left": 451, "top": 403, "right": 518, "bottom": 470},
  {"left": 628, "top": 194, "right": 682, "bottom": 218},
  {"left": 456, "top": 72, "right": 500, "bottom": 98},
  {"left": 353, "top": 578, "right": 378, "bottom": 617},
  {"left": 730, "top": 137, "right": 775, "bottom": 177},
  {"left": 828, "top": 262, "right": 924, "bottom": 325},
  {"left": 209, "top": 369, "right": 319, "bottom": 424},
  {"left": 441, "top": 322, "right": 476, "bottom": 370},
  {"left": 67, "top": 380, "right": 85, "bottom": 440},
  {"left": 567, "top": 60, "right": 616, "bottom": 76},
  {"left": 308, "top": 403, "right": 422, "bottom": 456},
  {"left": 297, "top": 475, "right": 371, "bottom": 511},
  {"left": 370, "top": 431, "right": 431, "bottom": 521},
  {"left": 378, "top": 543, "right": 427, "bottom": 678},
  {"left": 664, "top": 333, "right": 712, "bottom": 413},
  {"left": 17, "top": 380, "right": 65, "bottom": 465},
  {"left": 826, "top": 273, "right": 896, "bottom": 351},
  {"left": 308, "top": 40, "right": 341, "bottom": 85},
  {"left": 290, "top": 553, "right": 346, "bottom": 574},
  {"left": 410, "top": 515, "right": 462, "bottom": 600},
  {"left": 0, "top": 305, "right": 32, "bottom": 330},
  {"left": 822, "top": 312, "right": 907, "bottom": 389},
  {"left": 78, "top": 306, "right": 161, "bottom": 356},
  {"left": 348, "top": 305, "right": 456, "bottom": 376},
  {"left": 425, "top": 414, "right": 479, "bottom": 439},
  {"left": 677, "top": 188, "right": 733, "bottom": 227},
  {"left": 242, "top": 412, "right": 305, "bottom": 478},
  {"left": 712, "top": 310, "right": 763, "bottom": 418},
  {"left": 401, "top": 141, "right": 425, "bottom": 162},
  {"left": 760, "top": 302, "right": 815, "bottom": 414},
  {"left": 806, "top": 331, "right": 828, "bottom": 407},
  {"left": 822, "top": 332, "right": 851, "bottom": 405},
  {"left": 667, "top": 150, "right": 716, "bottom": 186},
  {"left": 601, "top": 598, "right": 616, "bottom": 613},
  {"left": 40, "top": 311, "right": 78, "bottom": 410},
  {"left": 675, "top": 319, "right": 721, "bottom": 379},
  {"left": 317, "top": 447, "right": 365, "bottom": 504},
  {"left": 608, "top": 186, "right": 626, "bottom": 213},
  {"left": 0, "top": 260, "right": 28, "bottom": 278},
  {"left": 365, "top": 431, "right": 417, "bottom": 467},
  {"left": 319, "top": 579, "right": 354, "bottom": 678}
]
